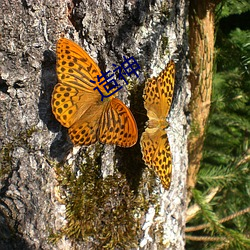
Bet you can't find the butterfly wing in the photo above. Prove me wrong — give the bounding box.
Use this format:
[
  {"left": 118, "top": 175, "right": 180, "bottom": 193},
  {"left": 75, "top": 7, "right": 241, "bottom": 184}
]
[
  {"left": 98, "top": 98, "right": 138, "bottom": 147},
  {"left": 56, "top": 38, "right": 102, "bottom": 92},
  {"left": 52, "top": 38, "right": 138, "bottom": 147},
  {"left": 52, "top": 38, "right": 104, "bottom": 128},
  {"left": 140, "top": 60, "right": 175, "bottom": 189},
  {"left": 140, "top": 128, "right": 172, "bottom": 189},
  {"left": 143, "top": 60, "right": 175, "bottom": 120},
  {"left": 67, "top": 102, "right": 106, "bottom": 145}
]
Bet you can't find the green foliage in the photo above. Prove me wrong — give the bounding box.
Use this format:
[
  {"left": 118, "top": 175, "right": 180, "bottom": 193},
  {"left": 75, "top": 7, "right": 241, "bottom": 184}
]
[
  {"left": 218, "top": 0, "right": 250, "bottom": 17},
  {"left": 187, "top": 2, "right": 250, "bottom": 249},
  {"left": 192, "top": 189, "right": 224, "bottom": 233}
]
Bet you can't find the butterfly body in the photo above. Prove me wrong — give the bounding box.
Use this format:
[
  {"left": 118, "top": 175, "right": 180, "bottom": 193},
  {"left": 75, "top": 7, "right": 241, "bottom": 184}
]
[
  {"left": 140, "top": 61, "right": 175, "bottom": 190},
  {"left": 52, "top": 38, "right": 138, "bottom": 147}
]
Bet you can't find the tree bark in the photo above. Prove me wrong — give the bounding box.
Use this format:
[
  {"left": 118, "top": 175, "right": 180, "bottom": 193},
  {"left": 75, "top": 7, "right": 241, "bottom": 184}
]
[
  {"left": 0, "top": 0, "right": 189, "bottom": 249},
  {"left": 187, "top": 0, "right": 220, "bottom": 203}
]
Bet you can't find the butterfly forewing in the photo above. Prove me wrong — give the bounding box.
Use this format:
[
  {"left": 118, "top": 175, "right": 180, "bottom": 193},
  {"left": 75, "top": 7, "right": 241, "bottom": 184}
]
[
  {"left": 158, "top": 60, "right": 175, "bottom": 117},
  {"left": 143, "top": 60, "right": 175, "bottom": 120},
  {"left": 56, "top": 38, "right": 102, "bottom": 92}
]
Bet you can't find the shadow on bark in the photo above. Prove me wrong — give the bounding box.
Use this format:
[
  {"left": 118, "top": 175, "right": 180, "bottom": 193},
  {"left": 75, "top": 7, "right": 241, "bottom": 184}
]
[
  {"left": 116, "top": 81, "right": 147, "bottom": 191},
  {"left": 39, "top": 50, "right": 73, "bottom": 161},
  {"left": 0, "top": 210, "right": 32, "bottom": 250}
]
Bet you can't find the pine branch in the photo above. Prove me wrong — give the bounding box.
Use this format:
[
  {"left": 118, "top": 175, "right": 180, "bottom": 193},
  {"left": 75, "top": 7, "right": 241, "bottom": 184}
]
[
  {"left": 186, "top": 205, "right": 250, "bottom": 249},
  {"left": 186, "top": 206, "right": 250, "bottom": 232},
  {"left": 186, "top": 187, "right": 219, "bottom": 223},
  {"left": 198, "top": 149, "right": 249, "bottom": 188},
  {"left": 198, "top": 167, "right": 237, "bottom": 187},
  {"left": 191, "top": 189, "right": 224, "bottom": 232},
  {"left": 236, "top": 149, "right": 250, "bottom": 168},
  {"left": 186, "top": 235, "right": 227, "bottom": 242},
  {"left": 213, "top": 241, "right": 231, "bottom": 250}
]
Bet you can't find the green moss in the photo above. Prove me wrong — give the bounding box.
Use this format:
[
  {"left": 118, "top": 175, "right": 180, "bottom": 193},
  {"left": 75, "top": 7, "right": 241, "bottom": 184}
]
[
  {"left": 51, "top": 150, "right": 157, "bottom": 248},
  {"left": 159, "top": 1, "right": 170, "bottom": 17},
  {"left": 161, "top": 35, "right": 170, "bottom": 57},
  {"left": 25, "top": 126, "right": 38, "bottom": 138},
  {"left": 0, "top": 144, "right": 13, "bottom": 178},
  {"left": 124, "top": 77, "right": 139, "bottom": 91},
  {"left": 189, "top": 120, "right": 202, "bottom": 139},
  {"left": 0, "top": 126, "right": 38, "bottom": 178}
]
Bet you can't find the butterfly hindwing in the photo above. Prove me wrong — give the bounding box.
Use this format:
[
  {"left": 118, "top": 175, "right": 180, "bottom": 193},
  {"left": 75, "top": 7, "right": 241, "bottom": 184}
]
[
  {"left": 98, "top": 98, "right": 138, "bottom": 147},
  {"left": 67, "top": 101, "right": 106, "bottom": 145},
  {"left": 52, "top": 83, "right": 79, "bottom": 128},
  {"left": 141, "top": 128, "right": 172, "bottom": 190}
]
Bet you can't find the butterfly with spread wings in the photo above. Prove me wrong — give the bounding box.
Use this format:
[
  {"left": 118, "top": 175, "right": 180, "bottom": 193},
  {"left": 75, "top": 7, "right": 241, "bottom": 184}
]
[{"left": 51, "top": 38, "right": 138, "bottom": 147}]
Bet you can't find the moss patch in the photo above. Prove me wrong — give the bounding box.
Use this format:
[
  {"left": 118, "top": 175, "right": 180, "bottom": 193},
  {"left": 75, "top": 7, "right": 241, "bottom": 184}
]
[
  {"left": 0, "top": 126, "right": 38, "bottom": 179},
  {"left": 51, "top": 153, "right": 154, "bottom": 249}
]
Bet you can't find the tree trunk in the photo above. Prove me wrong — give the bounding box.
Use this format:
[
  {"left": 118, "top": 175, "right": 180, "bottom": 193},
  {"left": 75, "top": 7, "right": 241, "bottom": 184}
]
[
  {"left": 187, "top": 0, "right": 220, "bottom": 203},
  {"left": 0, "top": 0, "right": 189, "bottom": 249}
]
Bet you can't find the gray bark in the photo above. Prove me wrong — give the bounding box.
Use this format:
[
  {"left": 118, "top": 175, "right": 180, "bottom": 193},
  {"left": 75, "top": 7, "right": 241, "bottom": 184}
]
[{"left": 0, "top": 0, "right": 189, "bottom": 249}]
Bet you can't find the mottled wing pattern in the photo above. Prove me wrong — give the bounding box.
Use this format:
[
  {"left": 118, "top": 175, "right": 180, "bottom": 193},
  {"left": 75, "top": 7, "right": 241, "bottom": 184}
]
[
  {"left": 56, "top": 38, "right": 102, "bottom": 92},
  {"left": 140, "top": 129, "right": 172, "bottom": 189},
  {"left": 140, "top": 60, "right": 175, "bottom": 190},
  {"left": 68, "top": 102, "right": 106, "bottom": 145},
  {"left": 52, "top": 83, "right": 79, "bottom": 128},
  {"left": 68, "top": 121, "right": 99, "bottom": 145},
  {"left": 52, "top": 38, "right": 103, "bottom": 128},
  {"left": 143, "top": 60, "right": 175, "bottom": 119},
  {"left": 51, "top": 38, "right": 138, "bottom": 147},
  {"left": 99, "top": 98, "right": 138, "bottom": 147}
]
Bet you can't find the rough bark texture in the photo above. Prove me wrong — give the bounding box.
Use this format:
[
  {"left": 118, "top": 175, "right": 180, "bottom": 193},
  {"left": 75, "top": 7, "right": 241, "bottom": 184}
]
[
  {"left": 0, "top": 0, "right": 189, "bottom": 249},
  {"left": 187, "top": 0, "right": 219, "bottom": 203}
]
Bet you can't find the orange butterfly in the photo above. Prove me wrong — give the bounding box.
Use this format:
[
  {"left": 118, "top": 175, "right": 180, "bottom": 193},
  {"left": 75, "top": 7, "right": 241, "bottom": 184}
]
[
  {"left": 140, "top": 61, "right": 175, "bottom": 189},
  {"left": 51, "top": 38, "right": 138, "bottom": 147}
]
